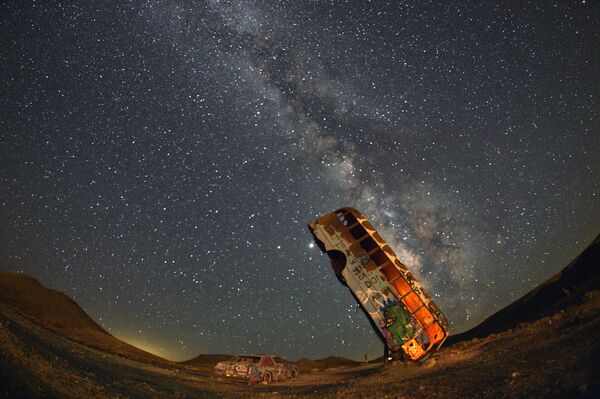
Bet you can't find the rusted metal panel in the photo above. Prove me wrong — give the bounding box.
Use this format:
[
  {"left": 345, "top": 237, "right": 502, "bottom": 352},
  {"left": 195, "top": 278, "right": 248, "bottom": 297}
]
[
  {"left": 308, "top": 207, "right": 450, "bottom": 361},
  {"left": 214, "top": 355, "right": 298, "bottom": 384}
]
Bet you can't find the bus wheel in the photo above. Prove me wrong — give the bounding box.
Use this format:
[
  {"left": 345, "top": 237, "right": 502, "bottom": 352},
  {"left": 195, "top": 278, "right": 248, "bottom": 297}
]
[{"left": 327, "top": 250, "right": 347, "bottom": 286}]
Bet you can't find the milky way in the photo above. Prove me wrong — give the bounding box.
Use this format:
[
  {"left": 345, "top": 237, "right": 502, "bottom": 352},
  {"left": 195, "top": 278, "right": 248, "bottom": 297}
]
[{"left": 1, "top": 1, "right": 599, "bottom": 360}]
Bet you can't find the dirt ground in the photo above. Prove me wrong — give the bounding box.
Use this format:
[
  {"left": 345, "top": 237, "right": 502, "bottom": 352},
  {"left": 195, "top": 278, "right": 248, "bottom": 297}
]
[{"left": 2, "top": 291, "right": 600, "bottom": 399}]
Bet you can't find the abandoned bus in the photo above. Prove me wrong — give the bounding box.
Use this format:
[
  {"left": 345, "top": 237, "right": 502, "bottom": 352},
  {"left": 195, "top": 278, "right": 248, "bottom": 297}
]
[{"left": 308, "top": 207, "right": 449, "bottom": 361}]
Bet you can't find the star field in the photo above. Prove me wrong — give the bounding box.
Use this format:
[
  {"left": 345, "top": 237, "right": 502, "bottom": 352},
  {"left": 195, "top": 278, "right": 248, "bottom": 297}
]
[{"left": 1, "top": 1, "right": 599, "bottom": 361}]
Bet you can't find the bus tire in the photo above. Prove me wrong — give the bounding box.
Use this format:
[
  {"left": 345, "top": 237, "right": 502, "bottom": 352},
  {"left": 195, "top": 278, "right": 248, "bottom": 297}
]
[{"left": 327, "top": 250, "right": 347, "bottom": 286}]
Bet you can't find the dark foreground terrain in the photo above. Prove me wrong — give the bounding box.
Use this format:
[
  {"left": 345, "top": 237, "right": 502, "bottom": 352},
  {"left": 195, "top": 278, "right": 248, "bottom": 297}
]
[
  {"left": 1, "top": 290, "right": 599, "bottom": 399},
  {"left": 1, "top": 234, "right": 599, "bottom": 398}
]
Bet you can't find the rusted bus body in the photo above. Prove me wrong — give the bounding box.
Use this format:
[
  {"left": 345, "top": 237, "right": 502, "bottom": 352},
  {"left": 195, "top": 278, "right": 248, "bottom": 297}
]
[{"left": 308, "top": 207, "right": 449, "bottom": 361}]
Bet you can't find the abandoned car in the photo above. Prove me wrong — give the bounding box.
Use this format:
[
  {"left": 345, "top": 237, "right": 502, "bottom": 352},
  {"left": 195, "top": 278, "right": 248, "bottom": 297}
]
[{"left": 214, "top": 354, "right": 298, "bottom": 384}]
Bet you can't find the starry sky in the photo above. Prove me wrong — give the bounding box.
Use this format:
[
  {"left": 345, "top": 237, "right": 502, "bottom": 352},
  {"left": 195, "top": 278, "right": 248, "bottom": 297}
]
[{"left": 1, "top": 1, "right": 599, "bottom": 361}]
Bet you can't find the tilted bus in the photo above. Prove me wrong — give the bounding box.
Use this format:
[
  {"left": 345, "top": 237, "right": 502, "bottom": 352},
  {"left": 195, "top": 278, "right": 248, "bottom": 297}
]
[{"left": 308, "top": 207, "right": 449, "bottom": 361}]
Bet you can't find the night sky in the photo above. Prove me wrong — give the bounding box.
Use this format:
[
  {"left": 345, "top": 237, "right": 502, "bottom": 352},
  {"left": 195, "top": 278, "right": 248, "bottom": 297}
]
[{"left": 1, "top": 1, "right": 599, "bottom": 361}]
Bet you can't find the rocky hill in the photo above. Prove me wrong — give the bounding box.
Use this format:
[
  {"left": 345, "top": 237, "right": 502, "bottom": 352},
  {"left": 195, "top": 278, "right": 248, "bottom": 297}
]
[
  {"left": 0, "top": 269, "right": 165, "bottom": 364},
  {"left": 447, "top": 233, "right": 600, "bottom": 345}
]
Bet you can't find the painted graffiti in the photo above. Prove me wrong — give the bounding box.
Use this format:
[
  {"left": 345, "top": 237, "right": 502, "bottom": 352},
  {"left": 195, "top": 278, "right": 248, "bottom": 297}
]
[
  {"left": 379, "top": 299, "right": 419, "bottom": 347},
  {"left": 308, "top": 207, "right": 450, "bottom": 361}
]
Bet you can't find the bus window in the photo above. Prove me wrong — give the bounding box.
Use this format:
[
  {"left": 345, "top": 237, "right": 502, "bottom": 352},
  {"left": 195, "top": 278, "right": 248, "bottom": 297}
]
[
  {"left": 381, "top": 264, "right": 401, "bottom": 281},
  {"left": 415, "top": 307, "right": 434, "bottom": 327},
  {"left": 392, "top": 278, "right": 412, "bottom": 297},
  {"left": 350, "top": 224, "right": 367, "bottom": 240},
  {"left": 403, "top": 292, "right": 422, "bottom": 313},
  {"left": 342, "top": 211, "right": 358, "bottom": 226},
  {"left": 370, "top": 249, "right": 389, "bottom": 266},
  {"left": 360, "top": 236, "right": 378, "bottom": 253}
]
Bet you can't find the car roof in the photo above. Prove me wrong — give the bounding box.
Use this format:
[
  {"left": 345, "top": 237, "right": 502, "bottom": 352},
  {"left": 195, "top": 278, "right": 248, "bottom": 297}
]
[{"left": 234, "top": 354, "right": 275, "bottom": 358}]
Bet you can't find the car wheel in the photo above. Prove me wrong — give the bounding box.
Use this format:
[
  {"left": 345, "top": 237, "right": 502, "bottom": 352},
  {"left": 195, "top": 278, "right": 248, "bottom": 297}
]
[
  {"left": 263, "top": 372, "right": 272, "bottom": 384},
  {"left": 327, "top": 250, "right": 347, "bottom": 286}
]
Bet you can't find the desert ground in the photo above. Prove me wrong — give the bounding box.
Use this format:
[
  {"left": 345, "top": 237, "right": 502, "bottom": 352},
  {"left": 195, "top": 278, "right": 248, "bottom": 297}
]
[
  {"left": 1, "top": 291, "right": 599, "bottom": 399},
  {"left": 1, "top": 234, "right": 599, "bottom": 398}
]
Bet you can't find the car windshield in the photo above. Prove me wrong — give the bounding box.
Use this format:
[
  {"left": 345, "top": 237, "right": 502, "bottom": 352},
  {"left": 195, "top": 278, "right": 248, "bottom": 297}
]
[{"left": 233, "top": 356, "right": 260, "bottom": 363}]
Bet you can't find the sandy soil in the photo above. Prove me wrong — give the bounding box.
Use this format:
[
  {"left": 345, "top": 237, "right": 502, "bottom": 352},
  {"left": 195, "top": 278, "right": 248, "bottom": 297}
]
[{"left": 2, "top": 289, "right": 600, "bottom": 399}]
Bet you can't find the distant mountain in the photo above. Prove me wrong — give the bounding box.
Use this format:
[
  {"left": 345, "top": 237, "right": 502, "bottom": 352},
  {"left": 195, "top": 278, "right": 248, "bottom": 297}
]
[
  {"left": 447, "top": 233, "right": 600, "bottom": 345},
  {"left": 295, "top": 355, "right": 361, "bottom": 372},
  {"left": 181, "top": 353, "right": 232, "bottom": 369},
  {"left": 0, "top": 269, "right": 165, "bottom": 364}
]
